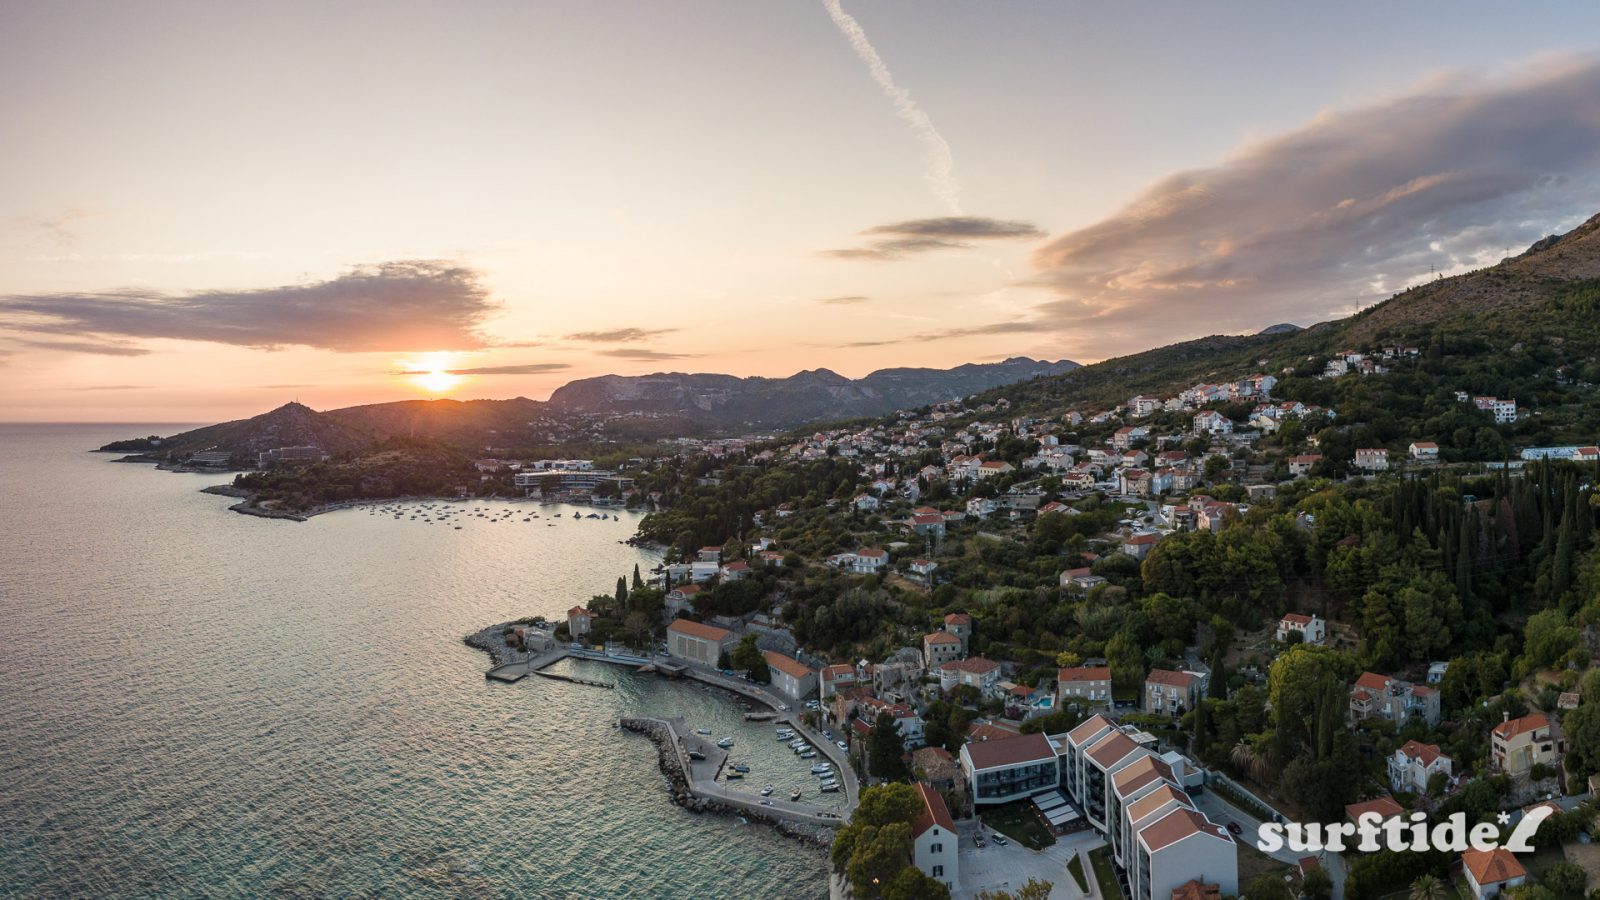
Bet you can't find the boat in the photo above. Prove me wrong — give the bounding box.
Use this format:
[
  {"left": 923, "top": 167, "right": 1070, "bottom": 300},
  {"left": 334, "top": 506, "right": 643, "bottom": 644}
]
[
  {"left": 788, "top": 739, "right": 806, "bottom": 749},
  {"left": 790, "top": 788, "right": 802, "bottom": 801},
  {"left": 810, "top": 764, "right": 832, "bottom": 775},
  {"left": 725, "top": 770, "right": 743, "bottom": 780},
  {"left": 760, "top": 784, "right": 774, "bottom": 796},
  {"left": 694, "top": 728, "right": 712, "bottom": 735},
  {"left": 731, "top": 763, "right": 750, "bottom": 773},
  {"left": 820, "top": 782, "right": 840, "bottom": 793},
  {"left": 799, "top": 750, "right": 817, "bottom": 759},
  {"left": 717, "top": 737, "right": 735, "bottom": 749}
]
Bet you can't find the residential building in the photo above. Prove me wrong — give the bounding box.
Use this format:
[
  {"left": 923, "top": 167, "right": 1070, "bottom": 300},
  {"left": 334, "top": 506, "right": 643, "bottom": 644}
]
[
  {"left": 943, "top": 613, "right": 972, "bottom": 653},
  {"left": 1144, "top": 670, "right": 1204, "bottom": 716},
  {"left": 960, "top": 732, "right": 1059, "bottom": 806},
  {"left": 1492, "top": 713, "right": 1564, "bottom": 775},
  {"left": 1192, "top": 411, "right": 1233, "bottom": 436},
  {"left": 1353, "top": 448, "right": 1389, "bottom": 472},
  {"left": 1345, "top": 795, "right": 1405, "bottom": 825},
  {"left": 664, "top": 584, "right": 700, "bottom": 618},
  {"left": 666, "top": 618, "right": 736, "bottom": 665},
  {"left": 1409, "top": 441, "right": 1440, "bottom": 462},
  {"left": 1057, "top": 665, "right": 1112, "bottom": 708},
  {"left": 820, "top": 662, "right": 867, "bottom": 698},
  {"left": 1130, "top": 807, "right": 1237, "bottom": 900},
  {"left": 1121, "top": 531, "right": 1163, "bottom": 560},
  {"left": 1473, "top": 397, "right": 1519, "bottom": 425},
  {"left": 1389, "top": 740, "right": 1453, "bottom": 795},
  {"left": 567, "top": 606, "right": 593, "bottom": 639},
  {"left": 911, "top": 782, "right": 959, "bottom": 892},
  {"left": 908, "top": 558, "right": 938, "bottom": 579},
  {"left": 1288, "top": 454, "right": 1322, "bottom": 477},
  {"left": 1461, "top": 848, "right": 1527, "bottom": 900},
  {"left": 1349, "top": 672, "right": 1440, "bottom": 729},
  {"left": 762, "top": 651, "right": 817, "bottom": 701},
  {"left": 940, "top": 657, "right": 1001, "bottom": 695},
  {"left": 859, "top": 696, "right": 925, "bottom": 748},
  {"left": 923, "top": 632, "right": 962, "bottom": 671},
  {"left": 1275, "top": 613, "right": 1326, "bottom": 645}
]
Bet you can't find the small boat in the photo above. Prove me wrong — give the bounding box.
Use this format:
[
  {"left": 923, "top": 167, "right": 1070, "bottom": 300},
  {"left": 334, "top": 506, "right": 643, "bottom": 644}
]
[
  {"left": 717, "top": 737, "right": 735, "bottom": 749},
  {"left": 694, "top": 728, "right": 712, "bottom": 735},
  {"left": 731, "top": 763, "right": 750, "bottom": 773},
  {"left": 800, "top": 750, "right": 817, "bottom": 759},
  {"left": 790, "top": 788, "right": 802, "bottom": 801},
  {"left": 760, "top": 784, "right": 774, "bottom": 796},
  {"left": 725, "top": 770, "right": 744, "bottom": 780},
  {"left": 820, "top": 782, "right": 840, "bottom": 793},
  {"left": 810, "top": 764, "right": 832, "bottom": 775},
  {"left": 688, "top": 750, "right": 706, "bottom": 761}
]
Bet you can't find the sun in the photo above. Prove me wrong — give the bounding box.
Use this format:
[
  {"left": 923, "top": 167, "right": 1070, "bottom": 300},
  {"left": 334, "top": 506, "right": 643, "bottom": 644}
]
[
  {"left": 413, "top": 369, "right": 463, "bottom": 394},
  {"left": 400, "top": 352, "right": 465, "bottom": 395}
]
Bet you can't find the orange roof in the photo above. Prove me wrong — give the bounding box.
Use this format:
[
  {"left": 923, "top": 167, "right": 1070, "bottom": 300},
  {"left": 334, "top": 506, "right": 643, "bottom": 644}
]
[
  {"left": 924, "top": 631, "right": 962, "bottom": 645},
  {"left": 1462, "top": 847, "right": 1526, "bottom": 885},
  {"left": 1171, "top": 880, "right": 1221, "bottom": 900},
  {"left": 568, "top": 606, "right": 593, "bottom": 618},
  {"left": 1398, "top": 740, "right": 1445, "bottom": 767},
  {"left": 1059, "top": 666, "right": 1111, "bottom": 683},
  {"left": 1067, "top": 714, "right": 1116, "bottom": 744},
  {"left": 1139, "top": 807, "right": 1230, "bottom": 852},
  {"left": 942, "top": 657, "right": 1000, "bottom": 674},
  {"left": 1345, "top": 796, "right": 1404, "bottom": 823},
  {"left": 762, "top": 651, "right": 815, "bottom": 680},
  {"left": 944, "top": 613, "right": 972, "bottom": 627},
  {"left": 1112, "top": 754, "right": 1174, "bottom": 796},
  {"left": 912, "top": 782, "right": 958, "bottom": 837},
  {"left": 1146, "top": 669, "right": 1199, "bottom": 688},
  {"left": 1127, "top": 784, "right": 1191, "bottom": 823},
  {"left": 1353, "top": 672, "right": 1391, "bottom": 692},
  {"left": 1280, "top": 613, "right": 1313, "bottom": 625},
  {"left": 667, "top": 618, "right": 732, "bottom": 642},
  {"left": 1086, "top": 730, "right": 1141, "bottom": 767},
  {"left": 1494, "top": 713, "right": 1549, "bottom": 740}
]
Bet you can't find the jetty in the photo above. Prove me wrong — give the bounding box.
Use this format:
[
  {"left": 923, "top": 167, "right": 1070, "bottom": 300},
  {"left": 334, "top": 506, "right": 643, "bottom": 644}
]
[
  {"left": 534, "top": 670, "right": 614, "bottom": 689},
  {"left": 485, "top": 645, "right": 569, "bottom": 682}
]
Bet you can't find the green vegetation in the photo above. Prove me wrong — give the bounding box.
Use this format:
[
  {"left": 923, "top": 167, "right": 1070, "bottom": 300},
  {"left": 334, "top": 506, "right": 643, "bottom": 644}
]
[
  {"left": 830, "top": 784, "right": 950, "bottom": 900},
  {"left": 1065, "top": 853, "right": 1089, "bottom": 893},
  {"left": 981, "top": 802, "right": 1054, "bottom": 850},
  {"left": 1088, "top": 846, "right": 1122, "bottom": 900}
]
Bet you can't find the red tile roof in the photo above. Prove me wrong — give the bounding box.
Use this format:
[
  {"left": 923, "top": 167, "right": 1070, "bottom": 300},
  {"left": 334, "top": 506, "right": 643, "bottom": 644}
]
[
  {"left": 962, "top": 732, "right": 1056, "bottom": 770},
  {"left": 1139, "top": 807, "right": 1230, "bottom": 852},
  {"left": 912, "top": 782, "right": 958, "bottom": 837},
  {"left": 1462, "top": 847, "right": 1526, "bottom": 885},
  {"left": 1344, "top": 796, "right": 1404, "bottom": 823},
  {"left": 762, "top": 651, "right": 815, "bottom": 680},
  {"left": 1067, "top": 714, "right": 1115, "bottom": 744},
  {"left": 667, "top": 618, "right": 732, "bottom": 642},
  {"left": 1494, "top": 713, "right": 1549, "bottom": 740},
  {"left": 924, "top": 632, "right": 962, "bottom": 645},
  {"left": 1398, "top": 740, "right": 1445, "bottom": 768},
  {"left": 1058, "top": 666, "right": 1111, "bottom": 683},
  {"left": 1146, "top": 669, "right": 1199, "bottom": 688}
]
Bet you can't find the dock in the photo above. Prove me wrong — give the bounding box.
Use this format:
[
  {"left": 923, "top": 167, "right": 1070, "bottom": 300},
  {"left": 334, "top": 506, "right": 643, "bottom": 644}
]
[
  {"left": 485, "top": 646, "right": 569, "bottom": 682},
  {"left": 534, "top": 670, "right": 614, "bottom": 689}
]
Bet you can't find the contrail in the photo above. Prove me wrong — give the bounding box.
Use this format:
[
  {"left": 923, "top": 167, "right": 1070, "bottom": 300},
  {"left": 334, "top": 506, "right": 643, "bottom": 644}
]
[{"left": 822, "top": 0, "right": 961, "bottom": 213}]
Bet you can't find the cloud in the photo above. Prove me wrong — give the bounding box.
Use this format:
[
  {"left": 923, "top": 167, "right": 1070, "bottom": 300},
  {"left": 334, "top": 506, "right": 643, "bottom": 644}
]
[
  {"left": 64, "top": 384, "right": 149, "bottom": 391},
  {"left": 823, "top": 216, "right": 1042, "bottom": 260},
  {"left": 597, "top": 348, "right": 697, "bottom": 361},
  {"left": 16, "top": 338, "right": 153, "bottom": 356},
  {"left": 1027, "top": 56, "right": 1600, "bottom": 356},
  {"left": 564, "top": 327, "right": 678, "bottom": 343},
  {"left": 399, "top": 362, "right": 571, "bottom": 376},
  {"left": 17, "top": 208, "right": 88, "bottom": 247},
  {"left": 0, "top": 260, "right": 497, "bottom": 353},
  {"left": 815, "top": 295, "right": 869, "bottom": 305},
  {"left": 867, "top": 217, "right": 1043, "bottom": 240},
  {"left": 821, "top": 0, "right": 961, "bottom": 212}
]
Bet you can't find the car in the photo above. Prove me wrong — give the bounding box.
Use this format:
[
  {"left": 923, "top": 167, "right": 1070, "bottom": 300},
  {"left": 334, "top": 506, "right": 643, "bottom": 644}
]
[
  {"left": 760, "top": 799, "right": 773, "bottom": 807},
  {"left": 974, "top": 836, "right": 986, "bottom": 848},
  {"left": 822, "top": 730, "right": 834, "bottom": 740},
  {"left": 1226, "top": 821, "right": 1243, "bottom": 835},
  {"left": 777, "top": 703, "right": 789, "bottom": 711},
  {"left": 991, "top": 834, "right": 1008, "bottom": 846},
  {"left": 836, "top": 740, "right": 848, "bottom": 751}
]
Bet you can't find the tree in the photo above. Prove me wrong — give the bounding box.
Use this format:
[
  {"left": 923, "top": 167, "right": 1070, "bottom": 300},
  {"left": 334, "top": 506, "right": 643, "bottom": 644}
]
[
  {"left": 846, "top": 822, "right": 913, "bottom": 898},
  {"left": 632, "top": 563, "right": 644, "bottom": 590},
  {"left": 867, "top": 712, "right": 910, "bottom": 782},
  {"left": 1408, "top": 873, "right": 1447, "bottom": 900},
  {"left": 730, "top": 633, "right": 770, "bottom": 684},
  {"left": 615, "top": 576, "right": 628, "bottom": 606},
  {"left": 977, "top": 880, "right": 1052, "bottom": 900},
  {"left": 1243, "top": 873, "right": 1294, "bottom": 900},
  {"left": 1302, "top": 866, "right": 1333, "bottom": 900},
  {"left": 886, "top": 867, "right": 950, "bottom": 900}
]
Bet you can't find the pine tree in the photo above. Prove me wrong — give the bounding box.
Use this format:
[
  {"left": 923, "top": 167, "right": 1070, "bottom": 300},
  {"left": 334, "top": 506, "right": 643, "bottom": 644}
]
[
  {"left": 632, "top": 563, "right": 644, "bottom": 590},
  {"left": 615, "top": 576, "right": 628, "bottom": 605}
]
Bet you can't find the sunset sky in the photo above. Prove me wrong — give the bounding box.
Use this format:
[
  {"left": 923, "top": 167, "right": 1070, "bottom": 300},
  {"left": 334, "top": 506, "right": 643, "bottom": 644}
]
[{"left": 5, "top": 1, "right": 1600, "bottom": 422}]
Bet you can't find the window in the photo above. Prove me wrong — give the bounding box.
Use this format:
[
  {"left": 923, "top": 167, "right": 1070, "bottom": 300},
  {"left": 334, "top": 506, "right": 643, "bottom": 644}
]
[
  {"left": 933, "top": 866, "right": 944, "bottom": 877},
  {"left": 931, "top": 842, "right": 942, "bottom": 853}
]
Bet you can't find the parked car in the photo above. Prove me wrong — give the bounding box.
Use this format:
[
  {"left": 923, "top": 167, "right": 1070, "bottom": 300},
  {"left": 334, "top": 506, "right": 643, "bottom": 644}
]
[
  {"left": 1226, "top": 821, "right": 1243, "bottom": 835},
  {"left": 991, "top": 834, "right": 1008, "bottom": 846},
  {"left": 836, "top": 740, "right": 848, "bottom": 751}
]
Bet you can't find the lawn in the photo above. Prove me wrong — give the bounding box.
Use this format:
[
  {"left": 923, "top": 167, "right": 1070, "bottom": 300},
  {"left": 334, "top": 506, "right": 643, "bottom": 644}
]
[
  {"left": 1089, "top": 846, "right": 1123, "bottom": 900},
  {"left": 983, "top": 801, "right": 1056, "bottom": 850},
  {"left": 1236, "top": 841, "right": 1292, "bottom": 889},
  {"left": 1066, "top": 853, "right": 1090, "bottom": 893}
]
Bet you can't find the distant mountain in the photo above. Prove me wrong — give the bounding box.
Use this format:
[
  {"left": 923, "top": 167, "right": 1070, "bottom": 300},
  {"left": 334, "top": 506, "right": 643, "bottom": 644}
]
[
  {"left": 104, "top": 357, "right": 1078, "bottom": 459},
  {"left": 546, "top": 357, "right": 1080, "bottom": 430},
  {"left": 1258, "top": 323, "right": 1302, "bottom": 335}
]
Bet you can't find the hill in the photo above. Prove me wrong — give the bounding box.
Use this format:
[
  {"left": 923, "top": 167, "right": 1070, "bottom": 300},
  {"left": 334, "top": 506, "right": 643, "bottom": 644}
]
[
  {"left": 101, "top": 357, "right": 1078, "bottom": 461},
  {"left": 546, "top": 357, "right": 1079, "bottom": 430}
]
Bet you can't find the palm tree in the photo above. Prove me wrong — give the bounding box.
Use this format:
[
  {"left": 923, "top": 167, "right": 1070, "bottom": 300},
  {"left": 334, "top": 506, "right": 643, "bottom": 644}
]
[{"left": 1409, "top": 873, "right": 1447, "bottom": 900}]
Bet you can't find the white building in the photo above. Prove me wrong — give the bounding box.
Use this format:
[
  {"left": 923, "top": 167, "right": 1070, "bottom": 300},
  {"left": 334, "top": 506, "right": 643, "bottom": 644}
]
[
  {"left": 960, "top": 732, "right": 1059, "bottom": 806},
  {"left": 1389, "top": 740, "right": 1452, "bottom": 795},
  {"left": 1461, "top": 848, "right": 1527, "bottom": 900},
  {"left": 1131, "top": 807, "right": 1237, "bottom": 900},
  {"left": 762, "top": 651, "right": 818, "bottom": 701},
  {"left": 911, "top": 783, "right": 959, "bottom": 892},
  {"left": 1275, "top": 613, "right": 1326, "bottom": 645},
  {"left": 666, "top": 618, "right": 736, "bottom": 665},
  {"left": 1057, "top": 665, "right": 1111, "bottom": 708}
]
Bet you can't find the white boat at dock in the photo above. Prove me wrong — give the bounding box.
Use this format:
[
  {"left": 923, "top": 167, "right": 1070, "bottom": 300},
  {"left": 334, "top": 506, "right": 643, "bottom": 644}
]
[
  {"left": 716, "top": 737, "right": 735, "bottom": 748},
  {"left": 760, "top": 784, "right": 774, "bottom": 796}
]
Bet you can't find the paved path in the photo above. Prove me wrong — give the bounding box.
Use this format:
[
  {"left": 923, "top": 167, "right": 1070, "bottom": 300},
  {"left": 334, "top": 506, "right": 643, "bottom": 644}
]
[
  {"left": 643, "top": 716, "right": 850, "bottom": 827},
  {"left": 1191, "top": 790, "right": 1346, "bottom": 900}
]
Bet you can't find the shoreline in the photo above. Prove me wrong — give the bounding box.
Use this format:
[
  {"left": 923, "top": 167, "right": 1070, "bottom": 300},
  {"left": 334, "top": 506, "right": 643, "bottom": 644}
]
[{"left": 461, "top": 624, "right": 838, "bottom": 852}]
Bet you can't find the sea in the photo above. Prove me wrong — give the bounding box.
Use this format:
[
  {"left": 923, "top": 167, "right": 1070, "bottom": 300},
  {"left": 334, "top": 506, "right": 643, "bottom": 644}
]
[{"left": 0, "top": 424, "right": 831, "bottom": 899}]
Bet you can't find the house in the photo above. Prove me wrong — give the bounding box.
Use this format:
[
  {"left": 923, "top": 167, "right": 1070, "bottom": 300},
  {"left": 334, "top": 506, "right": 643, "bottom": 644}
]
[
  {"left": 1344, "top": 795, "right": 1405, "bottom": 825},
  {"left": 665, "top": 584, "right": 700, "bottom": 617},
  {"left": 1473, "top": 397, "right": 1518, "bottom": 424},
  {"left": 1353, "top": 448, "right": 1389, "bottom": 472},
  {"left": 567, "top": 606, "right": 594, "bottom": 639},
  {"left": 859, "top": 695, "right": 925, "bottom": 747},
  {"left": 911, "top": 782, "right": 959, "bottom": 892},
  {"left": 1461, "top": 848, "right": 1527, "bottom": 900},
  {"left": 943, "top": 613, "right": 972, "bottom": 653},
  {"left": 1408, "top": 441, "right": 1440, "bottom": 462},
  {"left": 965, "top": 497, "right": 997, "bottom": 519},
  {"left": 908, "top": 512, "right": 947, "bottom": 539},
  {"left": 1192, "top": 411, "right": 1233, "bottom": 436},
  {"left": 665, "top": 618, "right": 736, "bottom": 666},
  {"left": 1389, "top": 740, "right": 1452, "bottom": 795},
  {"left": 1113, "top": 426, "right": 1150, "bottom": 450},
  {"left": 820, "top": 663, "right": 863, "bottom": 699},
  {"left": 1145, "top": 670, "right": 1204, "bottom": 716},
  {"left": 1057, "top": 665, "right": 1112, "bottom": 708},
  {"left": 960, "top": 732, "right": 1059, "bottom": 806},
  {"left": 757, "top": 550, "right": 785, "bottom": 567},
  {"left": 852, "top": 493, "right": 880, "bottom": 512},
  {"left": 923, "top": 631, "right": 963, "bottom": 672},
  {"left": 1061, "top": 568, "right": 1108, "bottom": 592},
  {"left": 1492, "top": 713, "right": 1564, "bottom": 775},
  {"left": 1121, "top": 531, "right": 1163, "bottom": 561},
  {"left": 940, "top": 657, "right": 1001, "bottom": 695},
  {"left": 976, "top": 460, "right": 1015, "bottom": 479},
  {"left": 1129, "top": 395, "right": 1163, "bottom": 417},
  {"left": 762, "top": 651, "right": 818, "bottom": 701},
  {"left": 827, "top": 547, "right": 888, "bottom": 575},
  {"left": 1349, "top": 672, "right": 1440, "bottom": 729},
  {"left": 1288, "top": 454, "right": 1322, "bottom": 477},
  {"left": 913, "top": 746, "right": 965, "bottom": 796},
  {"left": 908, "top": 558, "right": 938, "bottom": 580},
  {"left": 1120, "top": 468, "right": 1154, "bottom": 497},
  {"left": 697, "top": 546, "right": 723, "bottom": 563},
  {"left": 1275, "top": 613, "right": 1326, "bottom": 645},
  {"left": 719, "top": 560, "right": 751, "bottom": 581}
]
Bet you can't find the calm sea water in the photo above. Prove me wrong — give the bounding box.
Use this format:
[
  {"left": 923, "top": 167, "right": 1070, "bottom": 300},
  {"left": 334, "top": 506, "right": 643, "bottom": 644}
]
[{"left": 0, "top": 424, "right": 829, "bottom": 899}]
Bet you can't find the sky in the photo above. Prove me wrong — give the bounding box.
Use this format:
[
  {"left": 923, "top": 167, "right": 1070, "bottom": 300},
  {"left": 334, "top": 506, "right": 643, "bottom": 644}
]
[{"left": 4, "top": 1, "right": 1600, "bottom": 422}]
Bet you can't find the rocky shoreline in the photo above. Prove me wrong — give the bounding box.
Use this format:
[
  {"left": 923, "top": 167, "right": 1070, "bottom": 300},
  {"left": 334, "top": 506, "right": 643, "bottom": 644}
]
[
  {"left": 619, "top": 719, "right": 835, "bottom": 848},
  {"left": 462, "top": 621, "right": 541, "bottom": 668}
]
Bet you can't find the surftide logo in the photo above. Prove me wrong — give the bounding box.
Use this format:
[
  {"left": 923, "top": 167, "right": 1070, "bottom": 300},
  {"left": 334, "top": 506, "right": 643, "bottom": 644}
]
[{"left": 1257, "top": 805, "right": 1553, "bottom": 854}]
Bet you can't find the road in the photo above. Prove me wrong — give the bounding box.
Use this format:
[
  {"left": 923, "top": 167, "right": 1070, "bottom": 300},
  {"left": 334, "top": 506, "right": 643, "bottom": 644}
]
[{"left": 1190, "top": 789, "right": 1346, "bottom": 900}]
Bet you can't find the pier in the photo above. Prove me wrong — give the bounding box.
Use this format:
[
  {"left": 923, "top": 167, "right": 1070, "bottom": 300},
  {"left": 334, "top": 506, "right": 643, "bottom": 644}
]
[{"left": 484, "top": 646, "right": 568, "bottom": 682}]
